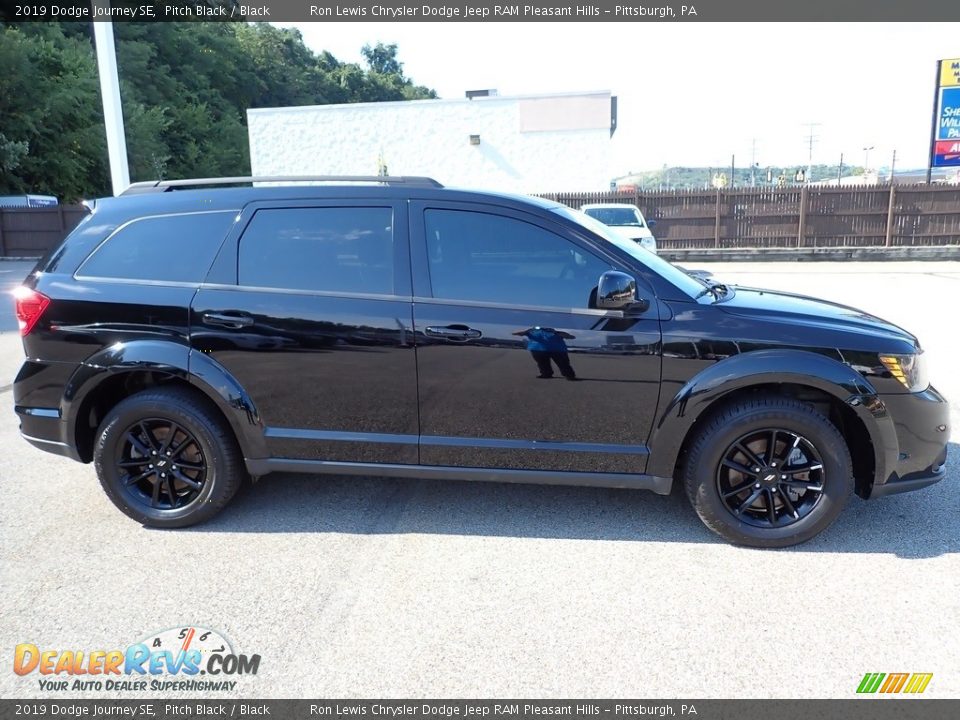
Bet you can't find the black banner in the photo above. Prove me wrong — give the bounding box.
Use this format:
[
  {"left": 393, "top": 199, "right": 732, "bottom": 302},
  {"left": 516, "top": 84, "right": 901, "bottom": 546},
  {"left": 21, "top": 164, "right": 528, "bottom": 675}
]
[
  {"left": 4, "top": 0, "right": 960, "bottom": 22},
  {"left": 2, "top": 700, "right": 960, "bottom": 720}
]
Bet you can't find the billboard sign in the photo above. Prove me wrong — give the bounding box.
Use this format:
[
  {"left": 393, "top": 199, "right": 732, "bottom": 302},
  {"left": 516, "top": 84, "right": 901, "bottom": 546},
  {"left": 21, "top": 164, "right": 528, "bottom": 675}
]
[
  {"left": 934, "top": 139, "right": 960, "bottom": 166},
  {"left": 941, "top": 57, "right": 960, "bottom": 87},
  {"left": 932, "top": 60, "right": 960, "bottom": 168},
  {"left": 937, "top": 87, "right": 960, "bottom": 141}
]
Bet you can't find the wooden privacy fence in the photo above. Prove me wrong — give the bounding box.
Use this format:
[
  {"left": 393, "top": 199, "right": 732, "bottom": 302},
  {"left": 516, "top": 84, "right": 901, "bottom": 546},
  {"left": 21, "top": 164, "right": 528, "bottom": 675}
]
[
  {"left": 542, "top": 184, "right": 960, "bottom": 250},
  {"left": 0, "top": 205, "right": 88, "bottom": 258},
  {"left": 2, "top": 185, "right": 959, "bottom": 257}
]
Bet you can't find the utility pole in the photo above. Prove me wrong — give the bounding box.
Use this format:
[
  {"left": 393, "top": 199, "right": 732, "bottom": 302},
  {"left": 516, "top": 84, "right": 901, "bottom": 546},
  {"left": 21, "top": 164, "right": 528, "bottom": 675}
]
[
  {"left": 889, "top": 149, "right": 897, "bottom": 183},
  {"left": 730, "top": 154, "right": 735, "bottom": 188},
  {"left": 837, "top": 153, "right": 844, "bottom": 184},
  {"left": 750, "top": 138, "right": 757, "bottom": 187},
  {"left": 803, "top": 122, "right": 821, "bottom": 185}
]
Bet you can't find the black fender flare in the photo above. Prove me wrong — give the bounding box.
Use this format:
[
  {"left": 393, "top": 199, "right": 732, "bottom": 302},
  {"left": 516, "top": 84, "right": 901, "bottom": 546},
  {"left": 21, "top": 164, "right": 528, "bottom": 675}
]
[
  {"left": 645, "top": 349, "right": 898, "bottom": 485},
  {"left": 62, "top": 340, "right": 267, "bottom": 460}
]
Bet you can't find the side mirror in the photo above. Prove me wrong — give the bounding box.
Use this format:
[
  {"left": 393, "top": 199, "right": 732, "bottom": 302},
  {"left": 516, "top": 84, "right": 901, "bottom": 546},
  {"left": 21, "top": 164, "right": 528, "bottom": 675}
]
[
  {"left": 647, "top": 219, "right": 657, "bottom": 228},
  {"left": 597, "top": 271, "right": 648, "bottom": 313}
]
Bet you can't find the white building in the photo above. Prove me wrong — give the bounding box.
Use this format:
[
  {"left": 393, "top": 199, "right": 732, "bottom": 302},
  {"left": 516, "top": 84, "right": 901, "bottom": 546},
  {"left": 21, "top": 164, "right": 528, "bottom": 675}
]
[{"left": 247, "top": 90, "right": 616, "bottom": 194}]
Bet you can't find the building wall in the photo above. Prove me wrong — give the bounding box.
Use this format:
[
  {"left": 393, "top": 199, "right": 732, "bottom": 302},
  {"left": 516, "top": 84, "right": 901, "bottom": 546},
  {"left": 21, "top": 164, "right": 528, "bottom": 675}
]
[{"left": 247, "top": 92, "right": 613, "bottom": 193}]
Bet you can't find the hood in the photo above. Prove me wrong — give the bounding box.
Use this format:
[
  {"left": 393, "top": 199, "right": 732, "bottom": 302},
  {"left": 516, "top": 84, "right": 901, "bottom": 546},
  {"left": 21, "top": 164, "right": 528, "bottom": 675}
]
[
  {"left": 608, "top": 225, "right": 654, "bottom": 241},
  {"left": 718, "top": 286, "right": 918, "bottom": 348}
]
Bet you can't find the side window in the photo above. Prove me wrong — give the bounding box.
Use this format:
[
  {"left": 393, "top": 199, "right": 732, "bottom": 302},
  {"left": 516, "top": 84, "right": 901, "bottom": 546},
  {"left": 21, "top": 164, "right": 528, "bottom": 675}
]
[
  {"left": 78, "top": 212, "right": 234, "bottom": 282},
  {"left": 238, "top": 207, "right": 394, "bottom": 295},
  {"left": 424, "top": 209, "right": 612, "bottom": 308}
]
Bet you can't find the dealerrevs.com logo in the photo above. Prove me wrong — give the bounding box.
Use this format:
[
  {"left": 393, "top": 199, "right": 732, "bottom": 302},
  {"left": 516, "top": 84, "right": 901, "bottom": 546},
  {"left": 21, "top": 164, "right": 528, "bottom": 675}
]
[{"left": 14, "top": 626, "right": 260, "bottom": 692}]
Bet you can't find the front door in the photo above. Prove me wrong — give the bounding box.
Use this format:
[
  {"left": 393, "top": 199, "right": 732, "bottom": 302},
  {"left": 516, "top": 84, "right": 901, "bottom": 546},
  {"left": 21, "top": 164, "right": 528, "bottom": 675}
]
[
  {"left": 410, "top": 202, "right": 662, "bottom": 474},
  {"left": 191, "top": 200, "right": 418, "bottom": 464}
]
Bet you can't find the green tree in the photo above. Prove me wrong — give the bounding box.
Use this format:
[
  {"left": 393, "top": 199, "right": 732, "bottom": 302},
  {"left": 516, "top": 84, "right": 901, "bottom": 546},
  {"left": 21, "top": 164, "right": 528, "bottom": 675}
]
[
  {"left": 363, "top": 42, "right": 403, "bottom": 75},
  {"left": 0, "top": 19, "right": 436, "bottom": 200},
  {"left": 362, "top": 42, "right": 437, "bottom": 101},
  {"left": 0, "top": 24, "right": 108, "bottom": 200}
]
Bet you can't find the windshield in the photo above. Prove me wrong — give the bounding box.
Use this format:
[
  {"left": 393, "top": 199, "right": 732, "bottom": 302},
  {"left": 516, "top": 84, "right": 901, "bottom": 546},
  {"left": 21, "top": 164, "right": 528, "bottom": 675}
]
[
  {"left": 583, "top": 206, "right": 645, "bottom": 228},
  {"left": 553, "top": 206, "right": 706, "bottom": 299}
]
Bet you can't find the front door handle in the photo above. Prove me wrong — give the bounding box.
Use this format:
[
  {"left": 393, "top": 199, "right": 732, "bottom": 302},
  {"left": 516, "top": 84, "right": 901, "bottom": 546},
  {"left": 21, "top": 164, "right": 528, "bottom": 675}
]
[
  {"left": 424, "top": 325, "right": 482, "bottom": 341},
  {"left": 202, "top": 312, "right": 254, "bottom": 329}
]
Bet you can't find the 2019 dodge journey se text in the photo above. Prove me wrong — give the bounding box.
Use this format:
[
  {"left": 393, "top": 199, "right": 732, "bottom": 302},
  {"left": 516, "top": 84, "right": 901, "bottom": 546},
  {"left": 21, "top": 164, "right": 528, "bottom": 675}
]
[{"left": 12, "top": 176, "right": 950, "bottom": 547}]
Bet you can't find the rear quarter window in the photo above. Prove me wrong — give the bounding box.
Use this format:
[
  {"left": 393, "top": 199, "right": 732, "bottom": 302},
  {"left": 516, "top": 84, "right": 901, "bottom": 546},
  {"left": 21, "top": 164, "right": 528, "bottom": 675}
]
[{"left": 77, "top": 211, "right": 235, "bottom": 283}]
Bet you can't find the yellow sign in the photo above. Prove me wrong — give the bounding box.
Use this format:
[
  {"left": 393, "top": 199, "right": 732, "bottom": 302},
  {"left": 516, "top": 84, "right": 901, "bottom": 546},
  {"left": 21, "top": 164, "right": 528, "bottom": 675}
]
[{"left": 941, "top": 58, "right": 960, "bottom": 87}]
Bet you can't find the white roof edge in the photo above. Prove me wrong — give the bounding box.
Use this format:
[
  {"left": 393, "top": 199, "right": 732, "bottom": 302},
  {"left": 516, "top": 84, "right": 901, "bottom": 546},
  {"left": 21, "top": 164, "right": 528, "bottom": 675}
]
[{"left": 247, "top": 89, "right": 614, "bottom": 115}]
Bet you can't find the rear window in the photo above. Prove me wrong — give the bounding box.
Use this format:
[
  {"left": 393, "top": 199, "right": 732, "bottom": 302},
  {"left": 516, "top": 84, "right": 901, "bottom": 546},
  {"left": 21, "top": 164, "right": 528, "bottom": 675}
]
[{"left": 77, "top": 211, "right": 235, "bottom": 283}]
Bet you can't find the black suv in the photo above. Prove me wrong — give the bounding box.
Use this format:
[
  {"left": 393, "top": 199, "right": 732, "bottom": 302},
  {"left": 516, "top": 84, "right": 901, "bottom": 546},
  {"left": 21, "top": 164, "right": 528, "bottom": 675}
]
[{"left": 12, "top": 176, "right": 949, "bottom": 547}]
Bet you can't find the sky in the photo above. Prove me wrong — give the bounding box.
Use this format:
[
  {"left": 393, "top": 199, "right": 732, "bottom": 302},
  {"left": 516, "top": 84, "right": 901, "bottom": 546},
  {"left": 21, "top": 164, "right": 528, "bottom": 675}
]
[{"left": 278, "top": 21, "right": 959, "bottom": 175}]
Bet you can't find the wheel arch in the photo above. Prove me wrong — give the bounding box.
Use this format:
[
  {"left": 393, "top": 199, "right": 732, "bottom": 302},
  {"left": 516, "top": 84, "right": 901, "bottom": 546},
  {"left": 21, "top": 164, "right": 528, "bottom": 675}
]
[
  {"left": 648, "top": 349, "right": 897, "bottom": 498},
  {"left": 63, "top": 340, "right": 266, "bottom": 463}
]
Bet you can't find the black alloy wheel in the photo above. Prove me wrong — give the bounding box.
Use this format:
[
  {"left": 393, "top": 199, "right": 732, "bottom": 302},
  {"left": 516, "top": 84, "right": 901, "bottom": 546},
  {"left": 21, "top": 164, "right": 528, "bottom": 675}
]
[
  {"left": 683, "top": 395, "right": 854, "bottom": 548},
  {"left": 94, "top": 387, "right": 245, "bottom": 527},
  {"left": 716, "top": 428, "right": 825, "bottom": 528},
  {"left": 116, "top": 418, "right": 208, "bottom": 511}
]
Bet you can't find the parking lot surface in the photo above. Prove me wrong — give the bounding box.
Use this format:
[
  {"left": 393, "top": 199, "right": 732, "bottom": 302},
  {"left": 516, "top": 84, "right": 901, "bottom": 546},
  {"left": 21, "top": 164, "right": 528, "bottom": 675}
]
[{"left": 0, "top": 260, "right": 957, "bottom": 699}]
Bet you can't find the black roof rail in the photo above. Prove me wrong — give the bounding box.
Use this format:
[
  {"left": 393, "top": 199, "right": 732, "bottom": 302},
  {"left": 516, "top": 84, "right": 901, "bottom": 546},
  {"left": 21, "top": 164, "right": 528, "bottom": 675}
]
[{"left": 121, "top": 175, "right": 444, "bottom": 196}]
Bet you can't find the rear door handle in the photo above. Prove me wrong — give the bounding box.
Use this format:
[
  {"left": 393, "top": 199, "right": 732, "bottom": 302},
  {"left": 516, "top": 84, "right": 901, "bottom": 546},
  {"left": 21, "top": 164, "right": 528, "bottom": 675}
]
[
  {"left": 202, "top": 312, "right": 254, "bottom": 329},
  {"left": 424, "top": 325, "right": 482, "bottom": 341}
]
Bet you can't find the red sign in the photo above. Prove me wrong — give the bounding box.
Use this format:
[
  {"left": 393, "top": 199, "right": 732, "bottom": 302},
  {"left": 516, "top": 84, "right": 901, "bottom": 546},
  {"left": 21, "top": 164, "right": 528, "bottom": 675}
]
[{"left": 934, "top": 139, "right": 960, "bottom": 167}]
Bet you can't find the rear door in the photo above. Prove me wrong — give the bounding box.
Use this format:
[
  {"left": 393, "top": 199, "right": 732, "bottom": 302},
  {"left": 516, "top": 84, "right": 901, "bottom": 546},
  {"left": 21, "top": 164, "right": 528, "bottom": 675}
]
[
  {"left": 190, "top": 199, "right": 418, "bottom": 464},
  {"left": 409, "top": 201, "right": 662, "bottom": 474}
]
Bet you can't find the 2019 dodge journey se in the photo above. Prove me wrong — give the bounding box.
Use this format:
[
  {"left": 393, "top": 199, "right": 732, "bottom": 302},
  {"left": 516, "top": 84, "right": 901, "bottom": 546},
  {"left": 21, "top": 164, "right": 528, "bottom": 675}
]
[{"left": 12, "top": 176, "right": 950, "bottom": 547}]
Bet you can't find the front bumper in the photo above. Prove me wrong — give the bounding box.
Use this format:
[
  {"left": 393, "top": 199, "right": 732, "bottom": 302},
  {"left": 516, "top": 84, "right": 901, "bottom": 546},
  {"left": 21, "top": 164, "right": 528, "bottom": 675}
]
[{"left": 868, "top": 385, "right": 950, "bottom": 498}]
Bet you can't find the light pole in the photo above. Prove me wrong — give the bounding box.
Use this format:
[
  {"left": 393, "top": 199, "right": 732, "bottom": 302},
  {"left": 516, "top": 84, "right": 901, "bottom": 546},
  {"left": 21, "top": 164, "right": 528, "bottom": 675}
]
[
  {"left": 862, "top": 146, "right": 875, "bottom": 179},
  {"left": 92, "top": 2, "right": 130, "bottom": 196}
]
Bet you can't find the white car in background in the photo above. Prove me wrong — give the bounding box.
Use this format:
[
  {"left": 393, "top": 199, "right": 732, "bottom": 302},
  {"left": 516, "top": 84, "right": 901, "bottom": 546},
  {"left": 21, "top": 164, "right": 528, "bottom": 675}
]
[{"left": 580, "top": 203, "right": 657, "bottom": 253}]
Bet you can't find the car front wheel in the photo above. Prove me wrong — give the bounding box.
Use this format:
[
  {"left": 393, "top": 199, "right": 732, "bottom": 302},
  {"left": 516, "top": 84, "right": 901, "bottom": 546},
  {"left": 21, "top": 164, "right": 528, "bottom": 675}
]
[{"left": 683, "top": 395, "right": 854, "bottom": 548}]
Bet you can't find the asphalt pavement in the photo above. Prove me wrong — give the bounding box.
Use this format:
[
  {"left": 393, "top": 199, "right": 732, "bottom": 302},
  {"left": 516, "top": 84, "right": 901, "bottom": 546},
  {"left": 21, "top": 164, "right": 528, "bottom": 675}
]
[
  {"left": 0, "top": 260, "right": 957, "bottom": 699},
  {"left": 0, "top": 261, "right": 32, "bottom": 333}
]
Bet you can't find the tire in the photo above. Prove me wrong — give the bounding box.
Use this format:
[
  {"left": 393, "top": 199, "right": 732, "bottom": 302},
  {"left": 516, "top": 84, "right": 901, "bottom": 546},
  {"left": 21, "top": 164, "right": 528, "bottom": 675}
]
[
  {"left": 683, "top": 395, "right": 853, "bottom": 548},
  {"left": 93, "top": 387, "right": 245, "bottom": 528}
]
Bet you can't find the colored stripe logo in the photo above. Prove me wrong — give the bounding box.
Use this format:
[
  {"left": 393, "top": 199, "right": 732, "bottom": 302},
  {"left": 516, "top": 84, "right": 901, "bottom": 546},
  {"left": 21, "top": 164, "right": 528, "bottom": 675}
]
[{"left": 857, "top": 673, "right": 933, "bottom": 694}]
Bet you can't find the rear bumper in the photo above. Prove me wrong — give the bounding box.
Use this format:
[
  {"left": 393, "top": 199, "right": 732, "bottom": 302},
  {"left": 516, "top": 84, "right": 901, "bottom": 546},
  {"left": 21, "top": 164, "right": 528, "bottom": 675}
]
[
  {"left": 16, "top": 406, "right": 83, "bottom": 462},
  {"left": 868, "top": 385, "right": 949, "bottom": 499},
  {"left": 21, "top": 430, "right": 82, "bottom": 461},
  {"left": 13, "top": 359, "right": 83, "bottom": 462}
]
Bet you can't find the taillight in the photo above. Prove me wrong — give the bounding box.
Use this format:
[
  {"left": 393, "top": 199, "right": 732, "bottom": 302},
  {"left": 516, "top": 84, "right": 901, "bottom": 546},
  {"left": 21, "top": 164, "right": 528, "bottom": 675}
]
[{"left": 13, "top": 287, "right": 51, "bottom": 337}]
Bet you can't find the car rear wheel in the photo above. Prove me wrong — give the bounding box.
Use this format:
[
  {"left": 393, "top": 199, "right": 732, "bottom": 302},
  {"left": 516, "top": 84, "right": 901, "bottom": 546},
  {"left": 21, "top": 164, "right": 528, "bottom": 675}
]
[
  {"left": 94, "top": 387, "right": 245, "bottom": 528},
  {"left": 683, "top": 395, "right": 854, "bottom": 548}
]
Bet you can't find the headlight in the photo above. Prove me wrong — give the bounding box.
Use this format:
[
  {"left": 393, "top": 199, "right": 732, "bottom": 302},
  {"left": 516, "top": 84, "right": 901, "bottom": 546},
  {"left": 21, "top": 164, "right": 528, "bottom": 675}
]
[{"left": 879, "top": 352, "right": 928, "bottom": 391}]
